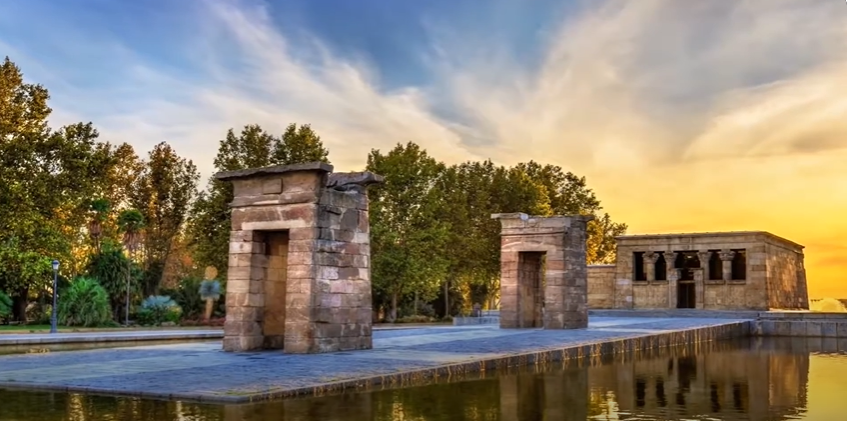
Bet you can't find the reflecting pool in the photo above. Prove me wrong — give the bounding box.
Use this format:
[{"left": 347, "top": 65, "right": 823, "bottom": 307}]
[{"left": 0, "top": 337, "right": 844, "bottom": 421}]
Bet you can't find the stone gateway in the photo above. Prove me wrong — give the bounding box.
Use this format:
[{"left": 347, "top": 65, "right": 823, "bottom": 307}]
[
  {"left": 215, "top": 162, "right": 383, "bottom": 354},
  {"left": 492, "top": 213, "right": 594, "bottom": 329}
]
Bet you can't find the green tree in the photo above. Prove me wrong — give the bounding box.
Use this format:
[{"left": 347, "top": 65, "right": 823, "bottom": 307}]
[
  {"left": 0, "top": 58, "right": 117, "bottom": 320},
  {"left": 129, "top": 142, "right": 199, "bottom": 295},
  {"left": 0, "top": 56, "right": 50, "bottom": 139},
  {"left": 187, "top": 124, "right": 330, "bottom": 276},
  {"left": 367, "top": 142, "right": 450, "bottom": 321},
  {"left": 514, "top": 161, "right": 627, "bottom": 263},
  {"left": 273, "top": 123, "right": 330, "bottom": 164},
  {"left": 86, "top": 241, "right": 142, "bottom": 322}
]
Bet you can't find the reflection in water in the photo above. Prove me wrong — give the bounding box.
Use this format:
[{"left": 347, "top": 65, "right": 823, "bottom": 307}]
[{"left": 0, "top": 337, "right": 844, "bottom": 421}]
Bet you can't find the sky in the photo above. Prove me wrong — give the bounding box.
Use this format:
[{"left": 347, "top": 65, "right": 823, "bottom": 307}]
[{"left": 0, "top": 0, "right": 845, "bottom": 298}]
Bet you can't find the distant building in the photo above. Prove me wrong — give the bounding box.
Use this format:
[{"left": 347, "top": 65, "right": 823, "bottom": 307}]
[{"left": 588, "top": 231, "right": 809, "bottom": 311}]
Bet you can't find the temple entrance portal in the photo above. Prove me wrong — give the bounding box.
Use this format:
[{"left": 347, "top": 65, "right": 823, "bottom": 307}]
[{"left": 493, "top": 213, "right": 593, "bottom": 330}]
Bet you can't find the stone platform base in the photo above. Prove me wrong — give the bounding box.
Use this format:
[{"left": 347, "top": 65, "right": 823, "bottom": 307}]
[{"left": 0, "top": 317, "right": 751, "bottom": 403}]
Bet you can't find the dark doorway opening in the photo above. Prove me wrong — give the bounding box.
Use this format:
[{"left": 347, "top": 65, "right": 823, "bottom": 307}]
[
  {"left": 677, "top": 281, "right": 696, "bottom": 309},
  {"left": 262, "top": 230, "right": 289, "bottom": 349},
  {"left": 517, "top": 252, "right": 545, "bottom": 328}
]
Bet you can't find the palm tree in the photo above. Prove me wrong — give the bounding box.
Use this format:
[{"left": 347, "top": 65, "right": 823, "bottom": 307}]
[
  {"left": 117, "top": 209, "right": 145, "bottom": 325},
  {"left": 199, "top": 266, "right": 221, "bottom": 322},
  {"left": 87, "top": 198, "right": 110, "bottom": 252}
]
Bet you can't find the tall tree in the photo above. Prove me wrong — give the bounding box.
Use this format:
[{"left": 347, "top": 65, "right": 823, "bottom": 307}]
[
  {"left": 367, "top": 142, "right": 450, "bottom": 320},
  {"left": 514, "top": 161, "right": 627, "bottom": 263},
  {"left": 129, "top": 142, "right": 199, "bottom": 295},
  {"left": 0, "top": 56, "right": 50, "bottom": 140},
  {"left": 272, "top": 123, "right": 330, "bottom": 164},
  {"left": 0, "top": 58, "right": 116, "bottom": 319},
  {"left": 187, "top": 124, "right": 330, "bottom": 276}
]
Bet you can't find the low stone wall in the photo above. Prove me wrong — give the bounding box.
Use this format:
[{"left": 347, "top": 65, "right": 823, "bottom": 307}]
[
  {"left": 750, "top": 312, "right": 846, "bottom": 338},
  {"left": 453, "top": 316, "right": 500, "bottom": 326},
  {"left": 454, "top": 309, "right": 846, "bottom": 339},
  {"left": 587, "top": 265, "right": 615, "bottom": 308}
]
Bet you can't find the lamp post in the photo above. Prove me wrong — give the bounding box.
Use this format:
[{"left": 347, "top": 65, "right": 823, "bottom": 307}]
[
  {"left": 50, "top": 259, "right": 60, "bottom": 334},
  {"left": 123, "top": 233, "right": 140, "bottom": 327},
  {"left": 125, "top": 259, "right": 131, "bottom": 326}
]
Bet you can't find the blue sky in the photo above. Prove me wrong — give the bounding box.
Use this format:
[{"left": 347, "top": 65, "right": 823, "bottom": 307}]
[{"left": 1, "top": 0, "right": 846, "bottom": 293}]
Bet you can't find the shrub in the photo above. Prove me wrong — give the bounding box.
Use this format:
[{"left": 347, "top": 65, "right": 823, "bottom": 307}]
[
  {"left": 86, "top": 243, "right": 141, "bottom": 321},
  {"left": 136, "top": 295, "right": 182, "bottom": 326},
  {"left": 396, "top": 315, "right": 433, "bottom": 324},
  {"left": 417, "top": 303, "right": 436, "bottom": 318},
  {"left": 161, "top": 277, "right": 204, "bottom": 319},
  {"left": 199, "top": 279, "right": 222, "bottom": 320},
  {"left": 57, "top": 277, "right": 113, "bottom": 327},
  {"left": 0, "top": 290, "right": 11, "bottom": 321}
]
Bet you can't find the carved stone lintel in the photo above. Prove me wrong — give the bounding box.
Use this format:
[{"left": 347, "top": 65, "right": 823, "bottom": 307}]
[{"left": 327, "top": 172, "right": 385, "bottom": 191}]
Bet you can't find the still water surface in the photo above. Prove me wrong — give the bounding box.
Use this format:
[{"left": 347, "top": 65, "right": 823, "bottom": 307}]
[{"left": 0, "top": 337, "right": 844, "bottom": 421}]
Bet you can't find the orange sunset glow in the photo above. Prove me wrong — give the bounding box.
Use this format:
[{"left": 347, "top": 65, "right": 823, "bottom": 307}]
[{"left": 2, "top": 1, "right": 844, "bottom": 298}]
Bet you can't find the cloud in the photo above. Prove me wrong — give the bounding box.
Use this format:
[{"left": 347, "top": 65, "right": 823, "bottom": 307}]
[
  {"left": 92, "top": 0, "right": 477, "bottom": 175},
  {"left": 2, "top": 0, "right": 844, "bottom": 296},
  {"left": 9, "top": 0, "right": 842, "bottom": 183},
  {"left": 429, "top": 0, "right": 846, "bottom": 172}
]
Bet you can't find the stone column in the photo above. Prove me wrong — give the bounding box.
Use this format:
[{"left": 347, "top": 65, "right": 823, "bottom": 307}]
[
  {"left": 693, "top": 268, "right": 705, "bottom": 309},
  {"left": 697, "top": 251, "right": 712, "bottom": 281},
  {"left": 665, "top": 251, "right": 678, "bottom": 309},
  {"left": 560, "top": 216, "right": 591, "bottom": 329},
  {"left": 643, "top": 252, "right": 659, "bottom": 282},
  {"left": 223, "top": 230, "right": 268, "bottom": 352},
  {"left": 719, "top": 250, "right": 735, "bottom": 281}
]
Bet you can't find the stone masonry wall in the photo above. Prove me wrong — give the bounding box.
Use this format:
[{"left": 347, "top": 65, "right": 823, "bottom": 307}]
[
  {"left": 611, "top": 232, "right": 803, "bottom": 311},
  {"left": 217, "top": 163, "right": 381, "bottom": 354},
  {"left": 494, "top": 213, "right": 593, "bottom": 329},
  {"left": 764, "top": 239, "right": 809, "bottom": 310},
  {"left": 587, "top": 265, "right": 615, "bottom": 308}
]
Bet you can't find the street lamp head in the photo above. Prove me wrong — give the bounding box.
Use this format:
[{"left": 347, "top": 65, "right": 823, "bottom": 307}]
[{"left": 52, "top": 260, "right": 60, "bottom": 271}]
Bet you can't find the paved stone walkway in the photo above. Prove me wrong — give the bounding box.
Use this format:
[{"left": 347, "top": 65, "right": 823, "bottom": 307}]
[{"left": 0, "top": 317, "right": 748, "bottom": 402}]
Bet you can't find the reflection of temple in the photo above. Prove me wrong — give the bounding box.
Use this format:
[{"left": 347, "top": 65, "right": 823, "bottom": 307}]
[
  {"left": 494, "top": 339, "right": 814, "bottom": 421},
  {"left": 580, "top": 338, "right": 810, "bottom": 420},
  {"left": 214, "top": 338, "right": 827, "bottom": 421}
]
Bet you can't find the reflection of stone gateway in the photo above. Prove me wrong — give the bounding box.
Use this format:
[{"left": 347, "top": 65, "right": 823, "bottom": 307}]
[{"left": 215, "top": 162, "right": 383, "bottom": 354}]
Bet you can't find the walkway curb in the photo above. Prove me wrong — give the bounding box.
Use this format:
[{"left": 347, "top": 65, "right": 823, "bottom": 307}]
[{"left": 0, "top": 330, "right": 224, "bottom": 346}]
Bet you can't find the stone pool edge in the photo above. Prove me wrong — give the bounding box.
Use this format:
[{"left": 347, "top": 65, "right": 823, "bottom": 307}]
[{"left": 0, "top": 320, "right": 751, "bottom": 404}]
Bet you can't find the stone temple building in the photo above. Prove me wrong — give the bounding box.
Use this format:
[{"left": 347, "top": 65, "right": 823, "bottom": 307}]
[{"left": 587, "top": 231, "right": 809, "bottom": 311}]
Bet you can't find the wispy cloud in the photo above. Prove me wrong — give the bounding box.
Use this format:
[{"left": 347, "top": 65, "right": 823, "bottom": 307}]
[
  {"left": 10, "top": 0, "right": 843, "bottom": 177},
  {"left": 1, "top": 0, "right": 845, "bottom": 294}
]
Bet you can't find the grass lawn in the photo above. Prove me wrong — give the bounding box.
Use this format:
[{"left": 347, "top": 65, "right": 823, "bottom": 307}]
[{"left": 0, "top": 324, "right": 221, "bottom": 334}]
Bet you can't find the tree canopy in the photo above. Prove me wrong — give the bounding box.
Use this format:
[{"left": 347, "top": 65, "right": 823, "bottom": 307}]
[
  {"left": 0, "top": 55, "right": 628, "bottom": 322},
  {"left": 186, "top": 124, "right": 332, "bottom": 276}
]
